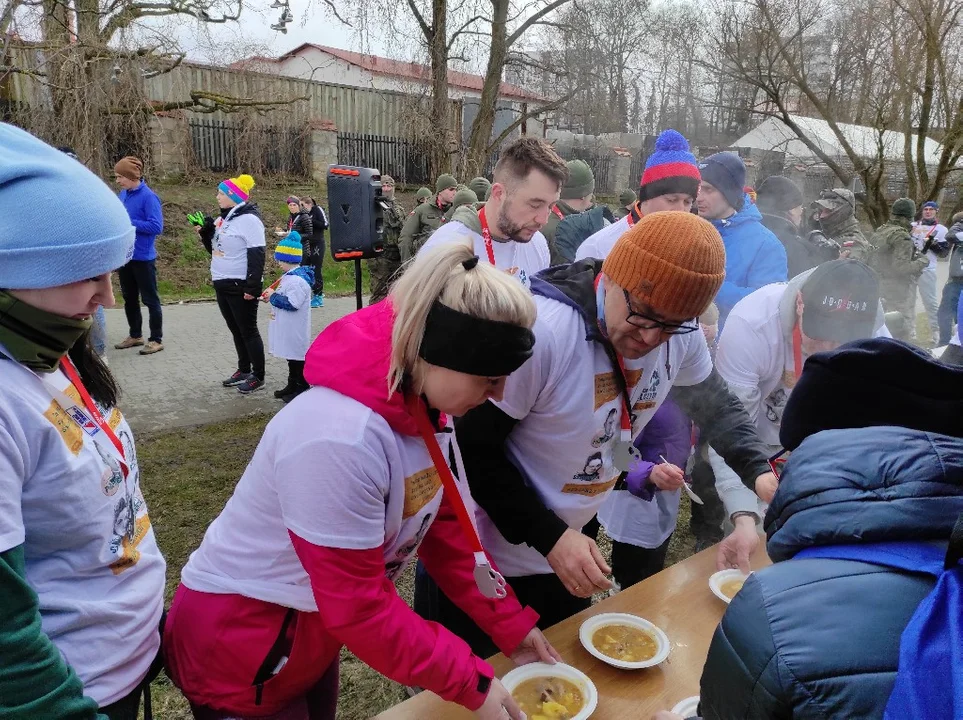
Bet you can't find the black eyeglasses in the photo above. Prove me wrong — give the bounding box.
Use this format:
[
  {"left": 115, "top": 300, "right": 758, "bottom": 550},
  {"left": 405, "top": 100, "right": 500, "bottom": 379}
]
[{"left": 622, "top": 289, "right": 700, "bottom": 335}]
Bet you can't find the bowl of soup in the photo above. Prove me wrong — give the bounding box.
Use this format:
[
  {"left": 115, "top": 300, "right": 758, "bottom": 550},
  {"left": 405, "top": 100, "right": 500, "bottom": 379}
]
[
  {"left": 709, "top": 569, "right": 751, "bottom": 604},
  {"left": 578, "top": 612, "right": 671, "bottom": 670},
  {"left": 501, "top": 662, "right": 597, "bottom": 720}
]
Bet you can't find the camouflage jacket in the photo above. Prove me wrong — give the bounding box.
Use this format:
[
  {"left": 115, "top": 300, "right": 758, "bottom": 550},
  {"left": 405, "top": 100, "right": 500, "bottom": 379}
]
[
  {"left": 399, "top": 195, "right": 449, "bottom": 262},
  {"left": 870, "top": 220, "right": 928, "bottom": 293}
]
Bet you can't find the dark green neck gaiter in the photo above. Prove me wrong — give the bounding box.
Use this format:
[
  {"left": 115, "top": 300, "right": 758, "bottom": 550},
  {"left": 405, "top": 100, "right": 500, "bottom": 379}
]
[{"left": 0, "top": 290, "right": 92, "bottom": 373}]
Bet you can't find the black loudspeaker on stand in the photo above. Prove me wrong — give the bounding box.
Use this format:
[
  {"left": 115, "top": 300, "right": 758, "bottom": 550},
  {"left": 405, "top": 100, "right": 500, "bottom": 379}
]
[{"left": 327, "top": 165, "right": 386, "bottom": 310}]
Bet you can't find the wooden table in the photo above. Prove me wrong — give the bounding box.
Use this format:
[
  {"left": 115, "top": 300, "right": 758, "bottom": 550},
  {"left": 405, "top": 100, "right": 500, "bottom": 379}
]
[{"left": 375, "top": 543, "right": 771, "bottom": 719}]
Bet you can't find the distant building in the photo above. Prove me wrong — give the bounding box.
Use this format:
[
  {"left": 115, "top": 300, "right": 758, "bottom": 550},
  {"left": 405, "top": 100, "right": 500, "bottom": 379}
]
[{"left": 238, "top": 44, "right": 549, "bottom": 145}]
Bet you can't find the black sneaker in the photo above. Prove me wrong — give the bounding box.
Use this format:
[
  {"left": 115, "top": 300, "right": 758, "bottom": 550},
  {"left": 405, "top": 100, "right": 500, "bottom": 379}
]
[
  {"left": 222, "top": 370, "right": 251, "bottom": 387},
  {"left": 273, "top": 384, "right": 294, "bottom": 399},
  {"left": 238, "top": 376, "right": 265, "bottom": 394}
]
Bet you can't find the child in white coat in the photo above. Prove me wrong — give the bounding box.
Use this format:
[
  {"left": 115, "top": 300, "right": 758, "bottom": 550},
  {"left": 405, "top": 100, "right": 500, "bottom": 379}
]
[{"left": 261, "top": 231, "right": 314, "bottom": 402}]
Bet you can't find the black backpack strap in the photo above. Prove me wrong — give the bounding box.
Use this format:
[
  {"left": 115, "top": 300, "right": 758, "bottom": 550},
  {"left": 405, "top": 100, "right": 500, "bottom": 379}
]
[{"left": 945, "top": 513, "right": 963, "bottom": 571}]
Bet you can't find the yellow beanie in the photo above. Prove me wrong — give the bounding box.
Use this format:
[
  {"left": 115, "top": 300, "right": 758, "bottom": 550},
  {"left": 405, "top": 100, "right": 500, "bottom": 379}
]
[{"left": 602, "top": 211, "right": 726, "bottom": 320}]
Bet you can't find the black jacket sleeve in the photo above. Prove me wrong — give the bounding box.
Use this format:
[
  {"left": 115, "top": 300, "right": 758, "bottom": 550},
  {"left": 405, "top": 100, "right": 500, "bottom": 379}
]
[
  {"left": 455, "top": 402, "right": 569, "bottom": 557},
  {"left": 199, "top": 217, "right": 216, "bottom": 255},
  {"left": 245, "top": 246, "right": 265, "bottom": 296},
  {"left": 670, "top": 368, "right": 771, "bottom": 492}
]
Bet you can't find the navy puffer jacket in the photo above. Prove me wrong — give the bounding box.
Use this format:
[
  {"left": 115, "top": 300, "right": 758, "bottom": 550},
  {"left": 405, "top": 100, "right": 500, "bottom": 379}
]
[{"left": 700, "top": 425, "right": 963, "bottom": 720}]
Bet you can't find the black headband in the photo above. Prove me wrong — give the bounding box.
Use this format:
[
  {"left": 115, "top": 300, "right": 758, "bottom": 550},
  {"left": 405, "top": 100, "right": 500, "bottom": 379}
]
[{"left": 419, "top": 301, "right": 535, "bottom": 376}]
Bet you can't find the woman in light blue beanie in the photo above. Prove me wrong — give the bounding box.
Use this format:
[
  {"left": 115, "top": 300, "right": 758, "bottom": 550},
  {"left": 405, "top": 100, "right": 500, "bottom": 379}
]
[{"left": 0, "top": 123, "right": 166, "bottom": 720}]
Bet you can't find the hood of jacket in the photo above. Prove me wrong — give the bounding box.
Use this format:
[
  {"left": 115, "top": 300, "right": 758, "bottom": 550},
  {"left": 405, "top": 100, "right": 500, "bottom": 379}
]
[
  {"left": 303, "top": 301, "right": 420, "bottom": 436},
  {"left": 530, "top": 259, "right": 605, "bottom": 343},
  {"left": 765, "top": 426, "right": 963, "bottom": 562},
  {"left": 223, "top": 201, "right": 262, "bottom": 221},
  {"left": 760, "top": 211, "right": 798, "bottom": 240},
  {"left": 451, "top": 204, "right": 482, "bottom": 235},
  {"left": 710, "top": 195, "right": 764, "bottom": 233},
  {"left": 286, "top": 266, "right": 314, "bottom": 286}
]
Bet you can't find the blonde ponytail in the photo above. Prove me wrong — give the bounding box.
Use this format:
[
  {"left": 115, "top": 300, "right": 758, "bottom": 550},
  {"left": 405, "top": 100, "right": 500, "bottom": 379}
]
[{"left": 388, "top": 241, "right": 536, "bottom": 395}]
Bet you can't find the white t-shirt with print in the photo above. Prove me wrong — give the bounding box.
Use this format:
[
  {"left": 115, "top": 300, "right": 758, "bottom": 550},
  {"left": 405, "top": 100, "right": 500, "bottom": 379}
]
[
  {"left": 419, "top": 221, "right": 550, "bottom": 289},
  {"left": 911, "top": 221, "right": 947, "bottom": 270},
  {"left": 0, "top": 356, "right": 165, "bottom": 706},
  {"left": 181, "top": 386, "right": 464, "bottom": 610},
  {"left": 211, "top": 204, "right": 267, "bottom": 281},
  {"left": 477, "top": 294, "right": 713, "bottom": 577},
  {"left": 575, "top": 215, "right": 631, "bottom": 261}
]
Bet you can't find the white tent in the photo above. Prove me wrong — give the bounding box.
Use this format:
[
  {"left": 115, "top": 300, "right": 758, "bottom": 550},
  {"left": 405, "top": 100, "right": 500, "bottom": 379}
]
[{"left": 732, "top": 115, "right": 952, "bottom": 167}]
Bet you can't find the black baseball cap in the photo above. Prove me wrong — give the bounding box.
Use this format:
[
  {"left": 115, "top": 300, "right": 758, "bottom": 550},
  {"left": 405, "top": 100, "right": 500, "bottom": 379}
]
[{"left": 800, "top": 260, "right": 880, "bottom": 343}]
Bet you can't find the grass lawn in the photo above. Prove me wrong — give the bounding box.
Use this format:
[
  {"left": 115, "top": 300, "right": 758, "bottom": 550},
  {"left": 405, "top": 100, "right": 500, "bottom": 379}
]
[
  {"left": 145, "top": 174, "right": 426, "bottom": 303},
  {"left": 138, "top": 413, "right": 697, "bottom": 720}
]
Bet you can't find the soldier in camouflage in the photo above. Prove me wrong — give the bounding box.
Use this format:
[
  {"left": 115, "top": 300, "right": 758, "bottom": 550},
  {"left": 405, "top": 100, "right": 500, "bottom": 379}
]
[
  {"left": 443, "top": 186, "right": 479, "bottom": 222},
  {"left": 541, "top": 159, "right": 601, "bottom": 265},
  {"left": 613, "top": 188, "right": 636, "bottom": 220},
  {"left": 869, "top": 198, "right": 928, "bottom": 342},
  {"left": 415, "top": 187, "right": 432, "bottom": 205},
  {"left": 367, "top": 175, "right": 405, "bottom": 304},
  {"left": 399, "top": 174, "right": 457, "bottom": 262},
  {"left": 811, "top": 188, "right": 871, "bottom": 261},
  {"left": 468, "top": 176, "right": 491, "bottom": 203}
]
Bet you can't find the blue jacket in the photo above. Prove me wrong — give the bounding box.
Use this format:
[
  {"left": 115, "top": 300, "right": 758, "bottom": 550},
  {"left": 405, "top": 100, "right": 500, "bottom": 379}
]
[
  {"left": 712, "top": 198, "right": 788, "bottom": 325},
  {"left": 700, "top": 426, "right": 963, "bottom": 720},
  {"left": 119, "top": 181, "right": 163, "bottom": 261}
]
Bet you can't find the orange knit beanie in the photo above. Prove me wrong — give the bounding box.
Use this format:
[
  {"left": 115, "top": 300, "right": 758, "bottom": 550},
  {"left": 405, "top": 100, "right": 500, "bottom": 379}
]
[{"left": 601, "top": 211, "right": 726, "bottom": 319}]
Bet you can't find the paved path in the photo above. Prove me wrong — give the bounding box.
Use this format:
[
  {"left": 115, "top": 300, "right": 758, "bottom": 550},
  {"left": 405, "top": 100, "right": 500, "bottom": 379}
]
[{"left": 107, "top": 297, "right": 359, "bottom": 433}]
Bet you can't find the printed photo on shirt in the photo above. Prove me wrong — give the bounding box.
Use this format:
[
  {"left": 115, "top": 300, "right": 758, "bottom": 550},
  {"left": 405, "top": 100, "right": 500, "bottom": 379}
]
[
  {"left": 385, "top": 513, "right": 433, "bottom": 580},
  {"left": 573, "top": 451, "right": 604, "bottom": 482},
  {"left": 765, "top": 387, "right": 788, "bottom": 424},
  {"left": 592, "top": 408, "right": 619, "bottom": 448}
]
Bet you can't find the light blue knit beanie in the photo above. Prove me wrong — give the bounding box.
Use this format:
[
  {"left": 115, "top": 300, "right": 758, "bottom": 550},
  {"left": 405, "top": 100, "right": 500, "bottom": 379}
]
[{"left": 0, "top": 122, "right": 135, "bottom": 290}]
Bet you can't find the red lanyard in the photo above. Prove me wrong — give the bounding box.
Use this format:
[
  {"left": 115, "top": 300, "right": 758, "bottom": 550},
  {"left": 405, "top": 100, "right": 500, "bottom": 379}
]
[
  {"left": 479, "top": 206, "right": 496, "bottom": 266},
  {"left": 406, "top": 394, "right": 483, "bottom": 553},
  {"left": 614, "top": 354, "right": 633, "bottom": 443},
  {"left": 406, "top": 394, "right": 508, "bottom": 598},
  {"left": 551, "top": 205, "right": 564, "bottom": 221},
  {"left": 626, "top": 202, "right": 643, "bottom": 228},
  {"left": 60, "top": 356, "right": 128, "bottom": 477},
  {"left": 792, "top": 324, "right": 803, "bottom": 380}
]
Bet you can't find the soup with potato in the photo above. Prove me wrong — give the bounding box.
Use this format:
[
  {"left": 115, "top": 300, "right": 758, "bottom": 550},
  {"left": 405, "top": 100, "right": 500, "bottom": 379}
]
[
  {"left": 720, "top": 577, "right": 746, "bottom": 599},
  {"left": 511, "top": 676, "right": 584, "bottom": 719},
  {"left": 591, "top": 624, "right": 658, "bottom": 663}
]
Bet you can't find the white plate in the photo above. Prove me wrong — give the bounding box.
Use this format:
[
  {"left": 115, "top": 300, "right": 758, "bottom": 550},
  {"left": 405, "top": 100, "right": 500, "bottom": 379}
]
[
  {"left": 578, "top": 612, "right": 671, "bottom": 670},
  {"left": 709, "top": 569, "right": 751, "bottom": 605},
  {"left": 500, "top": 662, "right": 598, "bottom": 720},
  {"left": 671, "top": 695, "right": 700, "bottom": 716}
]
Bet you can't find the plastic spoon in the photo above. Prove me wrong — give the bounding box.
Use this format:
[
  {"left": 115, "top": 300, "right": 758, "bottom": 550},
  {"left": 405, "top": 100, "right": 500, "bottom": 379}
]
[{"left": 660, "top": 454, "right": 704, "bottom": 505}]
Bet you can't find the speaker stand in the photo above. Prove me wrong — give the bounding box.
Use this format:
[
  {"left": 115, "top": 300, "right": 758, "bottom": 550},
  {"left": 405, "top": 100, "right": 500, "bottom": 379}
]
[{"left": 354, "top": 257, "right": 363, "bottom": 310}]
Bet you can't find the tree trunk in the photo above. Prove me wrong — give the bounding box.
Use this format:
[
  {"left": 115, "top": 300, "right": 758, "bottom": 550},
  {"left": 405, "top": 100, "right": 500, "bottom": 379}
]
[
  {"left": 428, "top": 0, "right": 451, "bottom": 178},
  {"left": 465, "top": 0, "right": 508, "bottom": 176}
]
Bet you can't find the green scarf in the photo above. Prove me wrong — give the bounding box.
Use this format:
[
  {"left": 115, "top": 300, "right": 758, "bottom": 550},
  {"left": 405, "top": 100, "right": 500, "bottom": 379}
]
[{"left": 0, "top": 290, "right": 92, "bottom": 373}]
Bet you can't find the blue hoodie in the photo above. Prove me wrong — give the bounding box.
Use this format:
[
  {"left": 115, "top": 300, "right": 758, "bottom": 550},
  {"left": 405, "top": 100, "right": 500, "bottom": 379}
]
[
  {"left": 118, "top": 181, "right": 163, "bottom": 261},
  {"left": 711, "top": 196, "right": 788, "bottom": 325}
]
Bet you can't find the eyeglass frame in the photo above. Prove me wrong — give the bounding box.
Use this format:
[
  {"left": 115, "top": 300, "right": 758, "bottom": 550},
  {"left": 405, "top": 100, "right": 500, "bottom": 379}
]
[
  {"left": 621, "top": 289, "right": 701, "bottom": 335},
  {"left": 768, "top": 448, "right": 789, "bottom": 479}
]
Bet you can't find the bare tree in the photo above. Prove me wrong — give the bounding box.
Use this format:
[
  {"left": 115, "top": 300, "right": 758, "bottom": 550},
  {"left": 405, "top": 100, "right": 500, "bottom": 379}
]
[
  {"left": 0, "top": 0, "right": 310, "bottom": 172},
  {"left": 705, "top": 0, "right": 963, "bottom": 225}
]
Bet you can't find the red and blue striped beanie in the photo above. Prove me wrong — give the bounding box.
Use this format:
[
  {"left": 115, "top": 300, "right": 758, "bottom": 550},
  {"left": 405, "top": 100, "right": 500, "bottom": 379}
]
[{"left": 639, "top": 129, "right": 701, "bottom": 202}]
